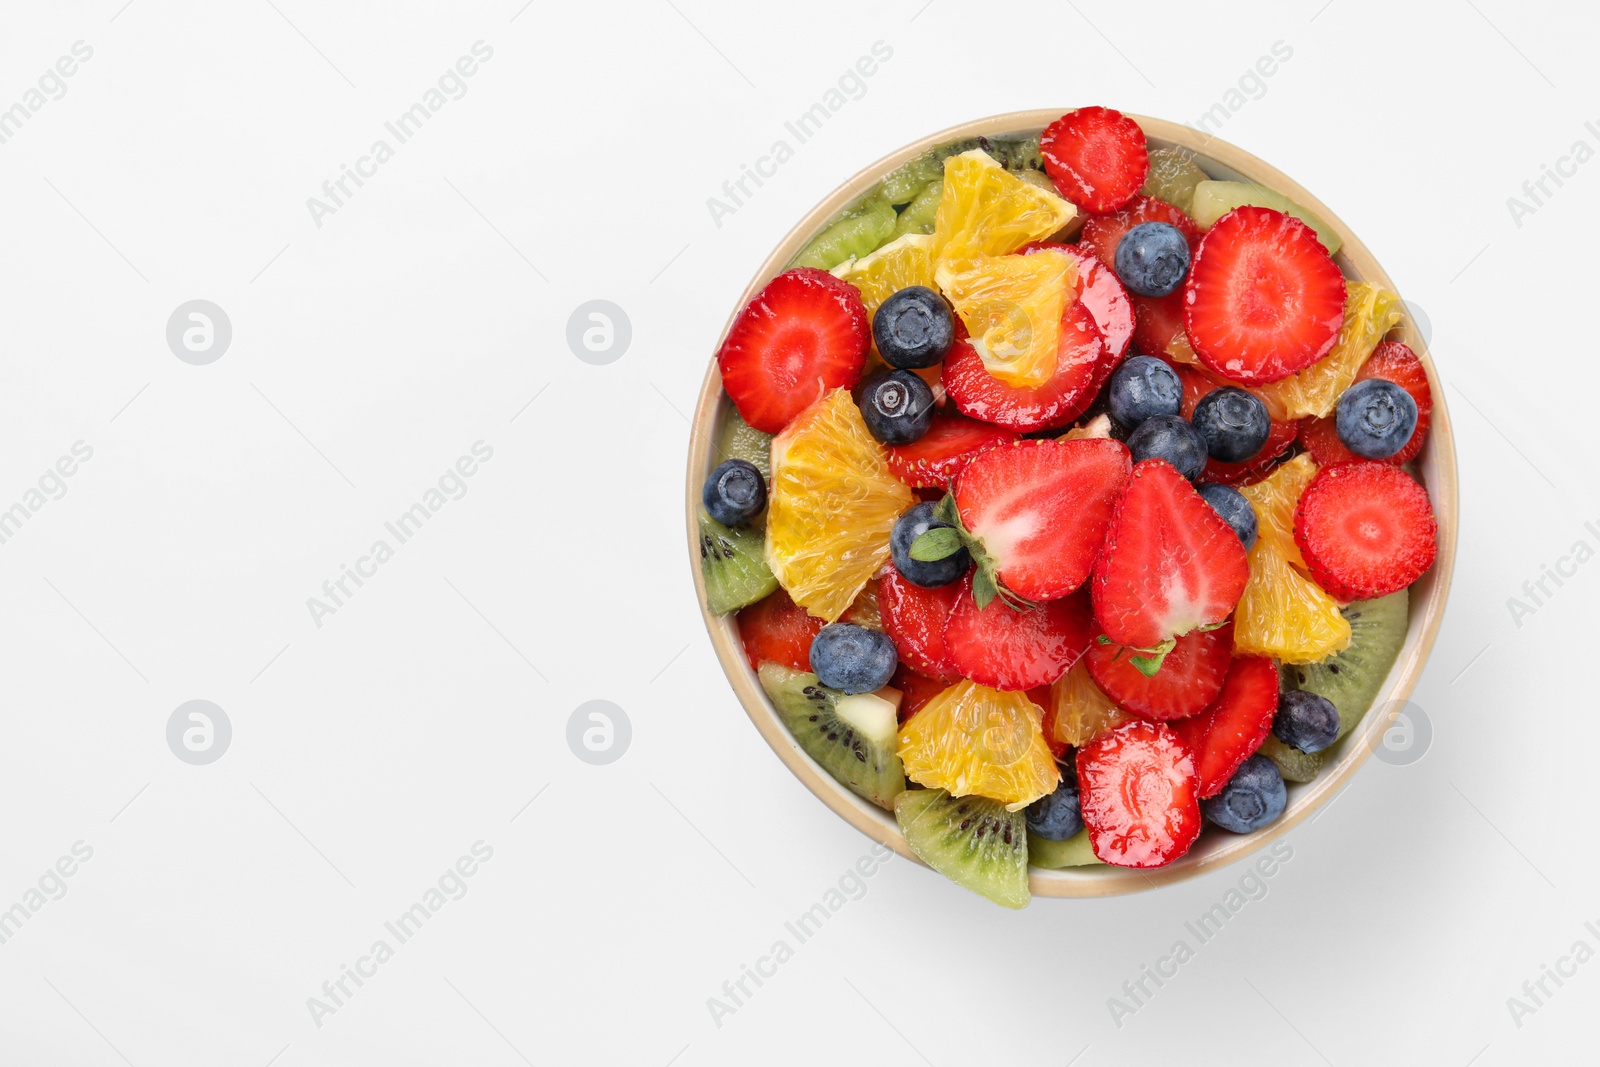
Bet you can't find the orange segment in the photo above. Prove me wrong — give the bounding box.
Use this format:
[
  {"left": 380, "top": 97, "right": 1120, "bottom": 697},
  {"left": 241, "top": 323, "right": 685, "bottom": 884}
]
[
  {"left": 1048, "top": 658, "right": 1130, "bottom": 748},
  {"left": 931, "top": 150, "right": 1076, "bottom": 274},
  {"left": 897, "top": 680, "right": 1061, "bottom": 810},
  {"left": 940, "top": 249, "right": 1075, "bottom": 387},
  {"left": 1254, "top": 281, "right": 1401, "bottom": 420},
  {"left": 1239, "top": 452, "right": 1318, "bottom": 569},
  {"left": 765, "top": 390, "right": 914, "bottom": 622},
  {"left": 830, "top": 233, "right": 936, "bottom": 320},
  {"left": 1234, "top": 540, "right": 1351, "bottom": 663}
]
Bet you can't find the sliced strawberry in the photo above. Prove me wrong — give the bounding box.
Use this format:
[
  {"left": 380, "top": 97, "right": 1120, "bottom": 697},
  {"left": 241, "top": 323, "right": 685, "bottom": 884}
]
[
  {"left": 1021, "top": 242, "right": 1135, "bottom": 361},
  {"left": 880, "top": 567, "right": 963, "bottom": 681},
  {"left": 1294, "top": 462, "right": 1438, "bottom": 600},
  {"left": 948, "top": 585, "right": 1095, "bottom": 691},
  {"left": 1029, "top": 685, "right": 1067, "bottom": 758},
  {"left": 954, "top": 438, "right": 1132, "bottom": 602},
  {"left": 1092, "top": 459, "right": 1250, "bottom": 649},
  {"left": 1039, "top": 107, "right": 1149, "bottom": 214},
  {"left": 1184, "top": 207, "right": 1346, "bottom": 385},
  {"left": 1076, "top": 720, "right": 1201, "bottom": 868},
  {"left": 1169, "top": 656, "right": 1278, "bottom": 798},
  {"left": 1087, "top": 623, "right": 1233, "bottom": 722},
  {"left": 1167, "top": 357, "right": 1299, "bottom": 485},
  {"left": 1131, "top": 290, "right": 1188, "bottom": 358},
  {"left": 891, "top": 663, "right": 951, "bottom": 724},
  {"left": 1300, "top": 341, "right": 1434, "bottom": 466},
  {"left": 884, "top": 413, "right": 1016, "bottom": 489},
  {"left": 737, "top": 588, "right": 824, "bottom": 672},
  {"left": 943, "top": 300, "right": 1109, "bottom": 432},
  {"left": 716, "top": 268, "right": 869, "bottom": 433},
  {"left": 1078, "top": 196, "right": 1200, "bottom": 277}
]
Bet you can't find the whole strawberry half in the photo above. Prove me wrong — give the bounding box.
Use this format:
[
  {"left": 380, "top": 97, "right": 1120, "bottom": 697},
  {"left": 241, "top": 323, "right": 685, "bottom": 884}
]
[
  {"left": 1169, "top": 655, "right": 1279, "bottom": 798},
  {"left": 716, "top": 268, "right": 869, "bottom": 433},
  {"left": 880, "top": 566, "right": 964, "bottom": 682},
  {"left": 947, "top": 584, "right": 1095, "bottom": 691},
  {"left": 951, "top": 438, "right": 1132, "bottom": 604},
  {"left": 885, "top": 413, "right": 1016, "bottom": 489},
  {"left": 1039, "top": 106, "right": 1149, "bottom": 214},
  {"left": 1077, "top": 720, "right": 1202, "bottom": 868},
  {"left": 1300, "top": 341, "right": 1434, "bottom": 467},
  {"left": 1184, "top": 206, "right": 1346, "bottom": 385},
  {"left": 737, "top": 588, "right": 824, "bottom": 672},
  {"left": 1092, "top": 459, "right": 1250, "bottom": 650},
  {"left": 943, "top": 299, "right": 1110, "bottom": 433},
  {"left": 1087, "top": 622, "right": 1233, "bottom": 722}
]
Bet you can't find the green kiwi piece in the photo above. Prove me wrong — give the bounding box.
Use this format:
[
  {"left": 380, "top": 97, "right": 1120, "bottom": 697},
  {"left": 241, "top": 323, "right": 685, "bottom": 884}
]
[
  {"left": 893, "top": 178, "right": 943, "bottom": 238},
  {"left": 758, "top": 663, "right": 905, "bottom": 809},
  {"left": 879, "top": 136, "right": 1047, "bottom": 205},
  {"left": 1256, "top": 734, "right": 1324, "bottom": 784},
  {"left": 895, "top": 788, "right": 1029, "bottom": 908},
  {"left": 1027, "top": 829, "right": 1102, "bottom": 869},
  {"left": 715, "top": 408, "right": 772, "bottom": 482},
  {"left": 789, "top": 194, "right": 897, "bottom": 270},
  {"left": 1189, "top": 180, "right": 1343, "bottom": 255},
  {"left": 1140, "top": 146, "right": 1209, "bottom": 214},
  {"left": 699, "top": 512, "right": 776, "bottom": 615},
  {"left": 1282, "top": 590, "right": 1409, "bottom": 740}
]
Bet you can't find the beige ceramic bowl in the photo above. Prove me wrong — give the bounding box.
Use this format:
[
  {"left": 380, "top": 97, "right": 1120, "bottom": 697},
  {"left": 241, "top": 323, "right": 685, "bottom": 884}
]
[{"left": 686, "top": 110, "right": 1458, "bottom": 897}]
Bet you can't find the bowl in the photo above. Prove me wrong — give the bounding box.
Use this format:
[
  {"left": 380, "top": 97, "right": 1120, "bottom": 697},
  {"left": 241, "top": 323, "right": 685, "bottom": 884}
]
[{"left": 685, "top": 109, "right": 1458, "bottom": 897}]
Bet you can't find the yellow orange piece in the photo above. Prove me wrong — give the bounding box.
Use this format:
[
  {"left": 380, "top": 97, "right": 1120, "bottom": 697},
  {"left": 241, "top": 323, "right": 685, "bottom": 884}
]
[
  {"left": 931, "top": 150, "right": 1076, "bottom": 275},
  {"left": 831, "top": 233, "right": 937, "bottom": 321},
  {"left": 1048, "top": 659, "right": 1129, "bottom": 748},
  {"left": 1234, "top": 540, "right": 1351, "bottom": 664},
  {"left": 940, "top": 249, "right": 1075, "bottom": 387},
  {"left": 765, "top": 390, "right": 913, "bottom": 622},
  {"left": 843, "top": 576, "right": 882, "bottom": 631},
  {"left": 897, "top": 680, "right": 1060, "bottom": 810},
  {"left": 1239, "top": 452, "right": 1319, "bottom": 569},
  {"left": 1254, "top": 281, "right": 1402, "bottom": 420}
]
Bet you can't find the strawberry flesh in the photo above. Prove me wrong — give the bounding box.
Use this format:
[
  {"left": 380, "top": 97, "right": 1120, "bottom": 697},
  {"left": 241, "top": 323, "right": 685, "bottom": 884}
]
[
  {"left": 943, "top": 299, "right": 1109, "bottom": 433},
  {"left": 1087, "top": 623, "right": 1234, "bottom": 722},
  {"left": 947, "top": 584, "right": 1096, "bottom": 691},
  {"left": 891, "top": 663, "right": 950, "bottom": 724},
  {"left": 716, "top": 268, "right": 869, "bottom": 433},
  {"left": 1169, "top": 655, "right": 1279, "bottom": 798},
  {"left": 1040, "top": 106, "right": 1149, "bottom": 214},
  {"left": 1294, "top": 461, "right": 1438, "bottom": 601},
  {"left": 885, "top": 413, "right": 1016, "bottom": 489},
  {"left": 737, "top": 588, "right": 824, "bottom": 672},
  {"left": 880, "top": 567, "right": 964, "bottom": 681},
  {"left": 1021, "top": 242, "right": 1135, "bottom": 362},
  {"left": 1092, "top": 459, "right": 1250, "bottom": 649},
  {"left": 1077, "top": 720, "right": 1202, "bottom": 868}
]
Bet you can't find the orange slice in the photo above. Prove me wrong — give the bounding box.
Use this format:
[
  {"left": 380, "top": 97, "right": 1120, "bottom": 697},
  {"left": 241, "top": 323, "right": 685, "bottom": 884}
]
[
  {"left": 940, "top": 249, "right": 1074, "bottom": 387},
  {"left": 897, "top": 681, "right": 1060, "bottom": 810}
]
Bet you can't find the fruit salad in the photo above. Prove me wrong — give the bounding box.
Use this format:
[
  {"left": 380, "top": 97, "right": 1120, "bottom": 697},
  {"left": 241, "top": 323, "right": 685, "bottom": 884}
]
[{"left": 696, "top": 107, "right": 1440, "bottom": 908}]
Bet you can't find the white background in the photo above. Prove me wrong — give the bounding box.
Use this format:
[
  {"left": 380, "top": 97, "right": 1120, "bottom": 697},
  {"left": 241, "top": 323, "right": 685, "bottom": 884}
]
[{"left": 0, "top": 0, "right": 1594, "bottom": 1064}]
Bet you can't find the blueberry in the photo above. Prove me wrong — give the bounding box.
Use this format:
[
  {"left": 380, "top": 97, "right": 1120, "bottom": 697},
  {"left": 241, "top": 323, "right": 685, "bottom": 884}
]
[
  {"left": 1107, "top": 355, "right": 1183, "bottom": 428},
  {"left": 854, "top": 370, "right": 935, "bottom": 446},
  {"left": 1025, "top": 772, "right": 1082, "bottom": 841},
  {"left": 1127, "top": 414, "right": 1207, "bottom": 480},
  {"left": 702, "top": 459, "right": 766, "bottom": 526},
  {"left": 890, "top": 502, "right": 971, "bottom": 588},
  {"left": 1114, "top": 222, "right": 1191, "bottom": 298},
  {"left": 1196, "top": 483, "right": 1258, "bottom": 551},
  {"left": 1335, "top": 378, "right": 1418, "bottom": 460},
  {"left": 873, "top": 286, "right": 954, "bottom": 369},
  {"left": 1273, "top": 690, "right": 1340, "bottom": 754},
  {"left": 1203, "top": 755, "right": 1287, "bottom": 833},
  {"left": 809, "top": 623, "right": 897, "bottom": 695},
  {"left": 1191, "top": 387, "right": 1271, "bottom": 462}
]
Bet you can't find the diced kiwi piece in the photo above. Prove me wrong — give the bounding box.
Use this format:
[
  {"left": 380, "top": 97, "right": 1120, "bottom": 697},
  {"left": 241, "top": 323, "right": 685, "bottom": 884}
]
[
  {"left": 895, "top": 788, "right": 1029, "bottom": 908},
  {"left": 879, "top": 136, "right": 1045, "bottom": 205},
  {"left": 1189, "top": 180, "right": 1342, "bottom": 255},
  {"left": 758, "top": 662, "right": 906, "bottom": 809},
  {"left": 789, "top": 194, "right": 897, "bottom": 270},
  {"left": 893, "top": 178, "right": 943, "bottom": 238},
  {"left": 1257, "top": 734, "right": 1324, "bottom": 784},
  {"left": 1028, "top": 829, "right": 1102, "bottom": 869},
  {"left": 1282, "top": 590, "right": 1408, "bottom": 740},
  {"left": 715, "top": 408, "right": 772, "bottom": 481},
  {"left": 1140, "top": 146, "right": 1209, "bottom": 214},
  {"left": 699, "top": 512, "right": 776, "bottom": 615}
]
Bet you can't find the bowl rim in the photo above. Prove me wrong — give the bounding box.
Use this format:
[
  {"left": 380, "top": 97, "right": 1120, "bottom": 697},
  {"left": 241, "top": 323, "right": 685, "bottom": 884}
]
[{"left": 685, "top": 109, "right": 1459, "bottom": 898}]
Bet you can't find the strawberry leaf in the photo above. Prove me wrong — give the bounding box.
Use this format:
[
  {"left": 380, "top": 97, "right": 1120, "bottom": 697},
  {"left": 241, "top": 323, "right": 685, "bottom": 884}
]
[
  {"left": 909, "top": 527, "right": 964, "bottom": 562},
  {"left": 972, "top": 568, "right": 999, "bottom": 611},
  {"left": 1128, "top": 639, "right": 1177, "bottom": 677}
]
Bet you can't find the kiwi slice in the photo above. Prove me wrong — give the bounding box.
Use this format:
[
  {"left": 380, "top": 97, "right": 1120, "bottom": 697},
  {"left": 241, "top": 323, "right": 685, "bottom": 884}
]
[
  {"left": 895, "top": 788, "right": 1029, "bottom": 909},
  {"left": 1257, "top": 734, "right": 1324, "bottom": 784},
  {"left": 1188, "top": 180, "right": 1342, "bottom": 255},
  {"left": 1282, "top": 590, "right": 1408, "bottom": 740},
  {"left": 1028, "top": 829, "right": 1102, "bottom": 870},
  {"left": 699, "top": 512, "right": 776, "bottom": 615},
  {"left": 715, "top": 409, "right": 772, "bottom": 482},
  {"left": 879, "top": 136, "right": 1045, "bottom": 205},
  {"left": 790, "top": 194, "right": 897, "bottom": 270},
  {"left": 893, "top": 178, "right": 942, "bottom": 238},
  {"left": 1140, "top": 146, "right": 1209, "bottom": 215},
  {"left": 758, "top": 662, "right": 905, "bottom": 809}
]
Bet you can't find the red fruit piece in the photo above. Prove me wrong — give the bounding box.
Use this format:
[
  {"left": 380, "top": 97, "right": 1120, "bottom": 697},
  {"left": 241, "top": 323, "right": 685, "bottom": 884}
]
[
  {"left": 880, "top": 567, "right": 963, "bottom": 681},
  {"left": 948, "top": 585, "right": 1096, "bottom": 691},
  {"left": 1021, "top": 242, "right": 1135, "bottom": 361},
  {"left": 1087, "top": 623, "right": 1234, "bottom": 722},
  {"left": 1078, "top": 196, "right": 1200, "bottom": 278},
  {"left": 1168, "top": 357, "right": 1298, "bottom": 485},
  {"left": 715, "top": 268, "right": 869, "bottom": 433},
  {"left": 885, "top": 413, "right": 1016, "bottom": 489},
  {"left": 1294, "top": 462, "right": 1438, "bottom": 600},
  {"left": 1092, "top": 459, "right": 1250, "bottom": 649},
  {"left": 1169, "top": 656, "right": 1279, "bottom": 798},
  {"left": 1076, "top": 720, "right": 1202, "bottom": 868},
  {"left": 891, "top": 663, "right": 950, "bottom": 724},
  {"left": 737, "top": 588, "right": 824, "bottom": 672},
  {"left": 1131, "top": 290, "right": 1187, "bottom": 359},
  {"left": 1184, "top": 207, "right": 1346, "bottom": 385},
  {"left": 954, "top": 438, "right": 1132, "bottom": 602},
  {"left": 943, "top": 299, "right": 1109, "bottom": 433},
  {"left": 1300, "top": 341, "right": 1434, "bottom": 466},
  {"left": 1040, "top": 106, "right": 1149, "bottom": 214}
]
